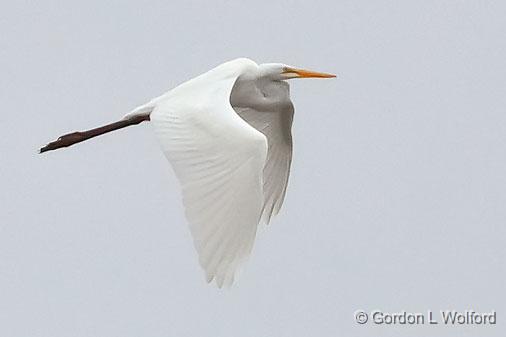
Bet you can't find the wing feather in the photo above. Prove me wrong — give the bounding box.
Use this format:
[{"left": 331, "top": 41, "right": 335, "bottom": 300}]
[
  {"left": 234, "top": 102, "right": 294, "bottom": 224},
  {"left": 150, "top": 63, "right": 268, "bottom": 287}
]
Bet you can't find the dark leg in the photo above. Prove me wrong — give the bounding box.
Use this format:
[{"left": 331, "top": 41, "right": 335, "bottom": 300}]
[{"left": 39, "top": 114, "right": 150, "bottom": 153}]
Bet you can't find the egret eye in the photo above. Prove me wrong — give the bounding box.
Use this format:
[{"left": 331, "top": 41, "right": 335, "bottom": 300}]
[{"left": 281, "top": 67, "right": 293, "bottom": 74}]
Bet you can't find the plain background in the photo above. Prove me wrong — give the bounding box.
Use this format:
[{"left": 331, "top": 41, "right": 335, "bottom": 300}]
[{"left": 1, "top": 1, "right": 505, "bottom": 336}]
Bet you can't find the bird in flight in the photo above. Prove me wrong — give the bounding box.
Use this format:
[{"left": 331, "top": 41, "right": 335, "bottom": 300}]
[{"left": 40, "top": 58, "right": 335, "bottom": 287}]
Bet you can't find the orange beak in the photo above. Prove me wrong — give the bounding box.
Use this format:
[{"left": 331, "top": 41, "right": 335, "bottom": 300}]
[{"left": 283, "top": 67, "right": 336, "bottom": 79}]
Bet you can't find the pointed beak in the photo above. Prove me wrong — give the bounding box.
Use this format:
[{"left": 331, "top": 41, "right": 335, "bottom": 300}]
[{"left": 283, "top": 67, "right": 336, "bottom": 79}]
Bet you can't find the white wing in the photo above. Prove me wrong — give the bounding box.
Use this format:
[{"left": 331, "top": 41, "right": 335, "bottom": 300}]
[
  {"left": 230, "top": 78, "right": 294, "bottom": 224},
  {"left": 234, "top": 104, "right": 293, "bottom": 223},
  {"left": 149, "top": 59, "right": 268, "bottom": 287}
]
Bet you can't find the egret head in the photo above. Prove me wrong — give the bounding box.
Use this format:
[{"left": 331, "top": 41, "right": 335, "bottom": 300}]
[{"left": 258, "top": 63, "right": 336, "bottom": 81}]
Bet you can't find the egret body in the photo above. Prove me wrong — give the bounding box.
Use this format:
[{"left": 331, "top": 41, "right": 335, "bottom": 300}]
[{"left": 41, "top": 58, "right": 335, "bottom": 287}]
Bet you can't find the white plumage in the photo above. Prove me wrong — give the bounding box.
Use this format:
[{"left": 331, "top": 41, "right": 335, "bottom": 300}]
[{"left": 40, "top": 58, "right": 335, "bottom": 287}]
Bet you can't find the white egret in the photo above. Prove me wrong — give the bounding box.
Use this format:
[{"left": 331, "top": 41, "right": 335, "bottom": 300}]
[{"left": 40, "top": 58, "right": 335, "bottom": 287}]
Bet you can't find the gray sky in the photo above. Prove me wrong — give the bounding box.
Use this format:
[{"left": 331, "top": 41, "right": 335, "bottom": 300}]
[{"left": 1, "top": 1, "right": 505, "bottom": 336}]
